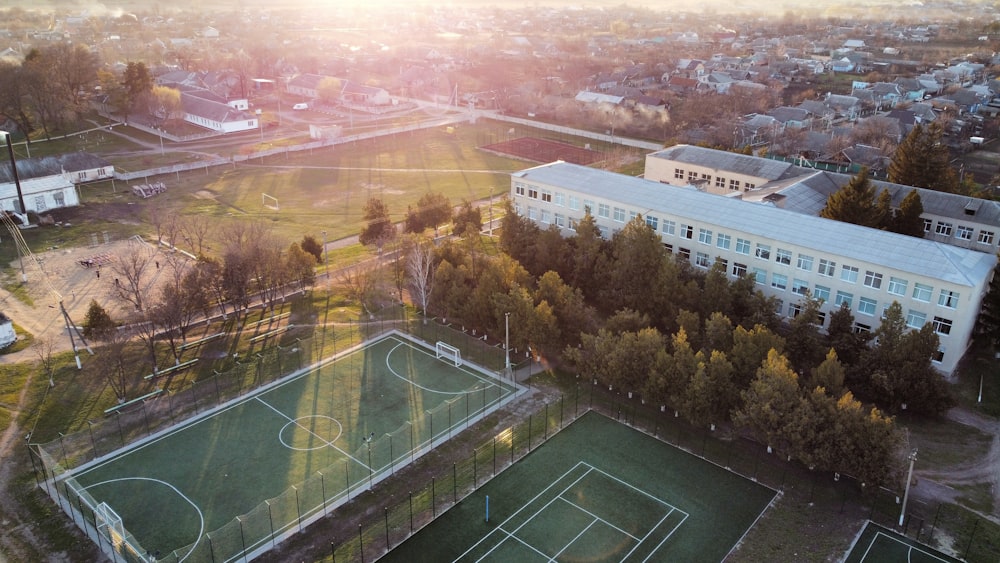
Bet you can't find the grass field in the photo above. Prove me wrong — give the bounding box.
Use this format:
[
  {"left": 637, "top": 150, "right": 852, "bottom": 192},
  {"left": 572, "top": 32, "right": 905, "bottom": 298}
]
[
  {"left": 54, "top": 333, "right": 520, "bottom": 561},
  {"left": 383, "top": 412, "right": 776, "bottom": 563},
  {"left": 845, "top": 522, "right": 963, "bottom": 563}
]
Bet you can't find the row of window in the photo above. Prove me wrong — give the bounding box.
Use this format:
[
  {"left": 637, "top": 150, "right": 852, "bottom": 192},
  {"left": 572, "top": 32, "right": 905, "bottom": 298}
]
[
  {"left": 514, "top": 182, "right": 584, "bottom": 212},
  {"left": 672, "top": 168, "right": 756, "bottom": 191},
  {"left": 926, "top": 219, "right": 995, "bottom": 245}
]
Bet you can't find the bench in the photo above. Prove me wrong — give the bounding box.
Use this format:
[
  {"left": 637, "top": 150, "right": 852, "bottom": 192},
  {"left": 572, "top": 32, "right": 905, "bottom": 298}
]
[
  {"left": 143, "top": 358, "right": 199, "bottom": 380},
  {"left": 104, "top": 388, "right": 163, "bottom": 415},
  {"left": 178, "top": 333, "right": 225, "bottom": 351}
]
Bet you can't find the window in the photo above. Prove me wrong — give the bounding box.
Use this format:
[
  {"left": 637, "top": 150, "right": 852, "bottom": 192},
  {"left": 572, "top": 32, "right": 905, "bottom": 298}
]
[
  {"left": 736, "top": 238, "right": 751, "bottom": 255},
  {"left": 698, "top": 228, "right": 712, "bottom": 244},
  {"left": 840, "top": 265, "right": 859, "bottom": 283},
  {"left": 34, "top": 195, "right": 46, "bottom": 212},
  {"left": 774, "top": 299, "right": 783, "bottom": 313},
  {"left": 816, "top": 312, "right": 826, "bottom": 326},
  {"left": 858, "top": 297, "right": 877, "bottom": 316},
  {"left": 913, "top": 283, "right": 933, "bottom": 302},
  {"left": 792, "top": 279, "right": 809, "bottom": 295},
  {"left": 527, "top": 206, "right": 537, "bottom": 220},
  {"left": 613, "top": 207, "right": 626, "bottom": 222},
  {"left": 932, "top": 316, "right": 953, "bottom": 335},
  {"left": 701, "top": 173, "right": 711, "bottom": 181},
  {"left": 528, "top": 188, "right": 538, "bottom": 199},
  {"left": 979, "top": 230, "right": 995, "bottom": 245},
  {"left": 732, "top": 262, "right": 748, "bottom": 277},
  {"left": 674, "top": 168, "right": 685, "bottom": 179},
  {"left": 554, "top": 192, "right": 565, "bottom": 206},
  {"left": 716, "top": 258, "right": 728, "bottom": 270},
  {"left": 515, "top": 184, "right": 525, "bottom": 196},
  {"left": 935, "top": 221, "right": 953, "bottom": 236},
  {"left": 835, "top": 291, "right": 853, "bottom": 309},
  {"left": 53, "top": 192, "right": 65, "bottom": 206},
  {"left": 744, "top": 182, "right": 756, "bottom": 190},
  {"left": 629, "top": 211, "right": 638, "bottom": 222},
  {"left": 540, "top": 210, "right": 551, "bottom": 223},
  {"left": 688, "top": 171, "right": 698, "bottom": 181},
  {"left": 854, "top": 322, "right": 872, "bottom": 335},
  {"left": 680, "top": 224, "right": 694, "bottom": 239},
  {"left": 797, "top": 254, "right": 814, "bottom": 271},
  {"left": 752, "top": 268, "right": 767, "bottom": 285},
  {"left": 888, "top": 277, "right": 908, "bottom": 296},
  {"left": 678, "top": 247, "right": 691, "bottom": 260},
  {"left": 775, "top": 248, "right": 792, "bottom": 265},
  {"left": 541, "top": 190, "right": 552, "bottom": 203},
  {"left": 696, "top": 252, "right": 711, "bottom": 268},
  {"left": 957, "top": 225, "right": 973, "bottom": 240},
  {"left": 716, "top": 233, "right": 731, "bottom": 250},
  {"left": 863, "top": 270, "right": 883, "bottom": 289},
  {"left": 583, "top": 199, "right": 595, "bottom": 213},
  {"left": 729, "top": 179, "right": 740, "bottom": 191},
  {"left": 715, "top": 176, "right": 726, "bottom": 188},
  {"left": 755, "top": 244, "right": 771, "bottom": 260},
  {"left": 789, "top": 303, "right": 802, "bottom": 317},
  {"left": 771, "top": 273, "right": 788, "bottom": 290},
  {"left": 923, "top": 218, "right": 932, "bottom": 233},
  {"left": 568, "top": 196, "right": 579, "bottom": 210},
  {"left": 598, "top": 203, "right": 610, "bottom": 218},
  {"left": 554, "top": 213, "right": 565, "bottom": 227},
  {"left": 662, "top": 220, "right": 676, "bottom": 235},
  {"left": 938, "top": 289, "right": 959, "bottom": 308},
  {"left": 663, "top": 243, "right": 673, "bottom": 254},
  {"left": 906, "top": 310, "right": 926, "bottom": 329},
  {"left": 932, "top": 349, "right": 945, "bottom": 363},
  {"left": 813, "top": 285, "right": 830, "bottom": 302},
  {"left": 818, "top": 259, "right": 836, "bottom": 276},
  {"left": 645, "top": 215, "right": 659, "bottom": 230}
]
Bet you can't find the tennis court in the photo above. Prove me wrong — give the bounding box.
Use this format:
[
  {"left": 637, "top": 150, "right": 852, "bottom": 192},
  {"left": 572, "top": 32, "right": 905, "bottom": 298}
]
[
  {"left": 384, "top": 412, "right": 776, "bottom": 563},
  {"left": 845, "top": 522, "right": 963, "bottom": 563},
  {"left": 60, "top": 332, "right": 520, "bottom": 561}
]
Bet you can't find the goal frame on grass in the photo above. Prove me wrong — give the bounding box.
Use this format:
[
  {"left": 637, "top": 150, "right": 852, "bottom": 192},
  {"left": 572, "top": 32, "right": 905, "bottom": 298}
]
[
  {"left": 435, "top": 341, "right": 462, "bottom": 367},
  {"left": 262, "top": 192, "right": 279, "bottom": 211},
  {"left": 94, "top": 501, "right": 126, "bottom": 547}
]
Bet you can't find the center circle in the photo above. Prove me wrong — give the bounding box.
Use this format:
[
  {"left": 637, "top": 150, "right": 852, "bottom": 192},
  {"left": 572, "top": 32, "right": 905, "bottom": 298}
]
[{"left": 279, "top": 415, "right": 343, "bottom": 451}]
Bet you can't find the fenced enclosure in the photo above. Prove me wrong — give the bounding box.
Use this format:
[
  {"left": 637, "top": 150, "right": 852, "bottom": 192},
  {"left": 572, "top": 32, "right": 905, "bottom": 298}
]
[{"left": 30, "top": 324, "right": 522, "bottom": 563}]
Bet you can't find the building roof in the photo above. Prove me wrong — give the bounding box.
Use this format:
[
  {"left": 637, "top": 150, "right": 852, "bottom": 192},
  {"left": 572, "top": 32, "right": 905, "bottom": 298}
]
[
  {"left": 181, "top": 92, "right": 253, "bottom": 123},
  {"left": 513, "top": 162, "right": 996, "bottom": 288},
  {"left": 0, "top": 175, "right": 75, "bottom": 199},
  {"left": 0, "top": 152, "right": 111, "bottom": 183},
  {"left": 649, "top": 145, "right": 799, "bottom": 182}
]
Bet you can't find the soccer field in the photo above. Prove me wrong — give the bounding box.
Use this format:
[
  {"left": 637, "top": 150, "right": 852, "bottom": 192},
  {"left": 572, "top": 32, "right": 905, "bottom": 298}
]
[
  {"left": 56, "top": 333, "right": 520, "bottom": 562},
  {"left": 384, "top": 412, "right": 776, "bottom": 563}
]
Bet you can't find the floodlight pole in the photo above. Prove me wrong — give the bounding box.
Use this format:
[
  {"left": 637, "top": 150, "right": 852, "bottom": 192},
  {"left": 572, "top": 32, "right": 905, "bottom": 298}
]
[
  {"left": 504, "top": 312, "right": 511, "bottom": 374},
  {"left": 898, "top": 448, "right": 918, "bottom": 526}
]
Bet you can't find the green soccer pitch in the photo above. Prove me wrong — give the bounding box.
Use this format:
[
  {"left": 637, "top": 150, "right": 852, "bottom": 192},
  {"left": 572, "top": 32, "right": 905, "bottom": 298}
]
[
  {"left": 383, "top": 411, "right": 777, "bottom": 563},
  {"left": 62, "top": 332, "right": 520, "bottom": 561}
]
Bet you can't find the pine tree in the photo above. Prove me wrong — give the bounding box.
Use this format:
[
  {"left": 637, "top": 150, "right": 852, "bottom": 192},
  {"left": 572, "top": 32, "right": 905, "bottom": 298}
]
[
  {"left": 820, "top": 167, "right": 880, "bottom": 228},
  {"left": 977, "top": 263, "right": 1000, "bottom": 350},
  {"left": 888, "top": 122, "right": 958, "bottom": 193},
  {"left": 82, "top": 300, "right": 116, "bottom": 341},
  {"left": 891, "top": 189, "right": 925, "bottom": 237}
]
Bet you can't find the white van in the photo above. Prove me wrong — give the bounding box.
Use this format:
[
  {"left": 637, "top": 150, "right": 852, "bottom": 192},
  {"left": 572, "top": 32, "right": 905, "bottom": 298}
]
[{"left": 292, "top": 103, "right": 308, "bottom": 111}]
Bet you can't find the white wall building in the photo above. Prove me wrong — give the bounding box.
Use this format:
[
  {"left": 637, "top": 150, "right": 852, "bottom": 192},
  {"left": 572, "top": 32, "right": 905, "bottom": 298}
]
[
  {"left": 0, "top": 176, "right": 79, "bottom": 216},
  {"left": 510, "top": 161, "right": 997, "bottom": 375}
]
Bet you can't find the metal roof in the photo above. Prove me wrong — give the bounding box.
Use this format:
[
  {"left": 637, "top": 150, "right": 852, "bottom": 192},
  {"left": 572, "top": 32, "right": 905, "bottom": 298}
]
[
  {"left": 649, "top": 145, "right": 798, "bottom": 181},
  {"left": 513, "top": 162, "right": 996, "bottom": 287}
]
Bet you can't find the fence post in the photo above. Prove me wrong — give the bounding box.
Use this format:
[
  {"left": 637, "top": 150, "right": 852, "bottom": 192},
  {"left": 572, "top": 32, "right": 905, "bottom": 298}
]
[
  {"left": 432, "top": 477, "right": 436, "bottom": 517},
  {"left": 238, "top": 518, "right": 248, "bottom": 561},
  {"left": 384, "top": 507, "right": 390, "bottom": 550},
  {"left": 409, "top": 492, "right": 413, "bottom": 533},
  {"left": 320, "top": 471, "right": 327, "bottom": 516},
  {"left": 963, "top": 519, "right": 980, "bottom": 560},
  {"left": 294, "top": 486, "right": 302, "bottom": 531},
  {"left": 267, "top": 501, "right": 275, "bottom": 547},
  {"left": 453, "top": 464, "right": 457, "bottom": 503},
  {"left": 359, "top": 523, "right": 365, "bottom": 563}
]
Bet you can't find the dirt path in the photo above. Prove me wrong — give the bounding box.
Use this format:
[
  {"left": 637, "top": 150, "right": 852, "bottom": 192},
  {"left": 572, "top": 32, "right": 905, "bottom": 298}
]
[{"left": 912, "top": 406, "right": 1000, "bottom": 525}]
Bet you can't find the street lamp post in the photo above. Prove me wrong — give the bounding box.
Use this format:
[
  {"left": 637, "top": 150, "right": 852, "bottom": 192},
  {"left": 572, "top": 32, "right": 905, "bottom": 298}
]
[
  {"left": 256, "top": 109, "right": 264, "bottom": 141},
  {"left": 1, "top": 131, "right": 28, "bottom": 227},
  {"left": 504, "top": 312, "right": 511, "bottom": 374},
  {"left": 321, "top": 230, "right": 328, "bottom": 278},
  {"left": 898, "top": 449, "right": 918, "bottom": 526}
]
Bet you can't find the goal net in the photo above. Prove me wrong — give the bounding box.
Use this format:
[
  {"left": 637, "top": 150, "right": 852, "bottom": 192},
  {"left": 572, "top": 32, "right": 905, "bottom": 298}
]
[
  {"left": 435, "top": 341, "right": 462, "bottom": 367},
  {"left": 262, "top": 192, "right": 280, "bottom": 211},
  {"left": 95, "top": 501, "right": 126, "bottom": 548}
]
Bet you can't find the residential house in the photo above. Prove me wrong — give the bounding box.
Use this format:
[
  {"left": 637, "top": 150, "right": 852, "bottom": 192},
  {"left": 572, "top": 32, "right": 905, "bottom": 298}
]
[
  {"left": 767, "top": 107, "right": 811, "bottom": 129},
  {"left": 825, "top": 94, "right": 862, "bottom": 121},
  {"left": 181, "top": 90, "right": 257, "bottom": 133},
  {"left": 1, "top": 176, "right": 78, "bottom": 219}
]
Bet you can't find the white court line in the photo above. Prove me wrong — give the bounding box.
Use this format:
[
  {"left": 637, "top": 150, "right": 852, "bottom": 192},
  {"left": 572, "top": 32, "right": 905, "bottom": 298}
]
[
  {"left": 551, "top": 518, "right": 600, "bottom": 562},
  {"left": 480, "top": 527, "right": 552, "bottom": 562},
  {"left": 453, "top": 461, "right": 592, "bottom": 562},
  {"left": 385, "top": 342, "right": 489, "bottom": 395},
  {"left": 82, "top": 477, "right": 205, "bottom": 563},
  {"left": 639, "top": 510, "right": 688, "bottom": 563},
  {"left": 255, "top": 397, "right": 371, "bottom": 470},
  {"left": 861, "top": 532, "right": 952, "bottom": 563},
  {"left": 558, "top": 497, "right": 640, "bottom": 540},
  {"left": 385, "top": 337, "right": 513, "bottom": 391}
]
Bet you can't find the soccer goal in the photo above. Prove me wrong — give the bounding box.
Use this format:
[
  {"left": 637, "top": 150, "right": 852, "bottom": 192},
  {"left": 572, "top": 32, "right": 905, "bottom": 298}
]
[
  {"left": 435, "top": 341, "right": 462, "bottom": 367},
  {"left": 262, "top": 193, "right": 280, "bottom": 211},
  {"left": 94, "top": 501, "right": 126, "bottom": 547}
]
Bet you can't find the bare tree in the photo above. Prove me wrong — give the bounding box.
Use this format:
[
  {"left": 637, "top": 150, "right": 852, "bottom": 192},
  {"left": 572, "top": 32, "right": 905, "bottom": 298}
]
[
  {"left": 179, "top": 215, "right": 214, "bottom": 256},
  {"left": 32, "top": 338, "right": 56, "bottom": 387},
  {"left": 130, "top": 308, "right": 161, "bottom": 375},
  {"left": 111, "top": 242, "right": 156, "bottom": 312},
  {"left": 407, "top": 238, "right": 435, "bottom": 320},
  {"left": 339, "top": 261, "right": 383, "bottom": 318},
  {"left": 94, "top": 327, "right": 132, "bottom": 403}
]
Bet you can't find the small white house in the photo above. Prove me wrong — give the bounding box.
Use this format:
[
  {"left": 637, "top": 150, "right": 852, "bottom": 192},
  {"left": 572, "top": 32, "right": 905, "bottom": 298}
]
[
  {"left": 0, "top": 312, "right": 15, "bottom": 349},
  {"left": 0, "top": 175, "right": 78, "bottom": 218}
]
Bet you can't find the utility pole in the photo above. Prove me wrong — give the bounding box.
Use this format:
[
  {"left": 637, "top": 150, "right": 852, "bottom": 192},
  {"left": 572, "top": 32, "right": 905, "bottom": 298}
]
[{"left": 898, "top": 449, "right": 918, "bottom": 526}]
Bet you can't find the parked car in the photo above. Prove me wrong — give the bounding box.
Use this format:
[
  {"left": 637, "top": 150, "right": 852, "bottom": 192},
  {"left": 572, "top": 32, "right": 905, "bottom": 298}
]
[{"left": 292, "top": 103, "right": 308, "bottom": 110}]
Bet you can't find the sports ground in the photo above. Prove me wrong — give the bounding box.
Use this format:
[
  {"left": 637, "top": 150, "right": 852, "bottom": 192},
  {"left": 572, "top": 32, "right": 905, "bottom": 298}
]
[
  {"left": 844, "top": 522, "right": 963, "bottom": 563},
  {"left": 383, "top": 412, "right": 777, "bottom": 563},
  {"left": 59, "top": 333, "right": 519, "bottom": 561}
]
